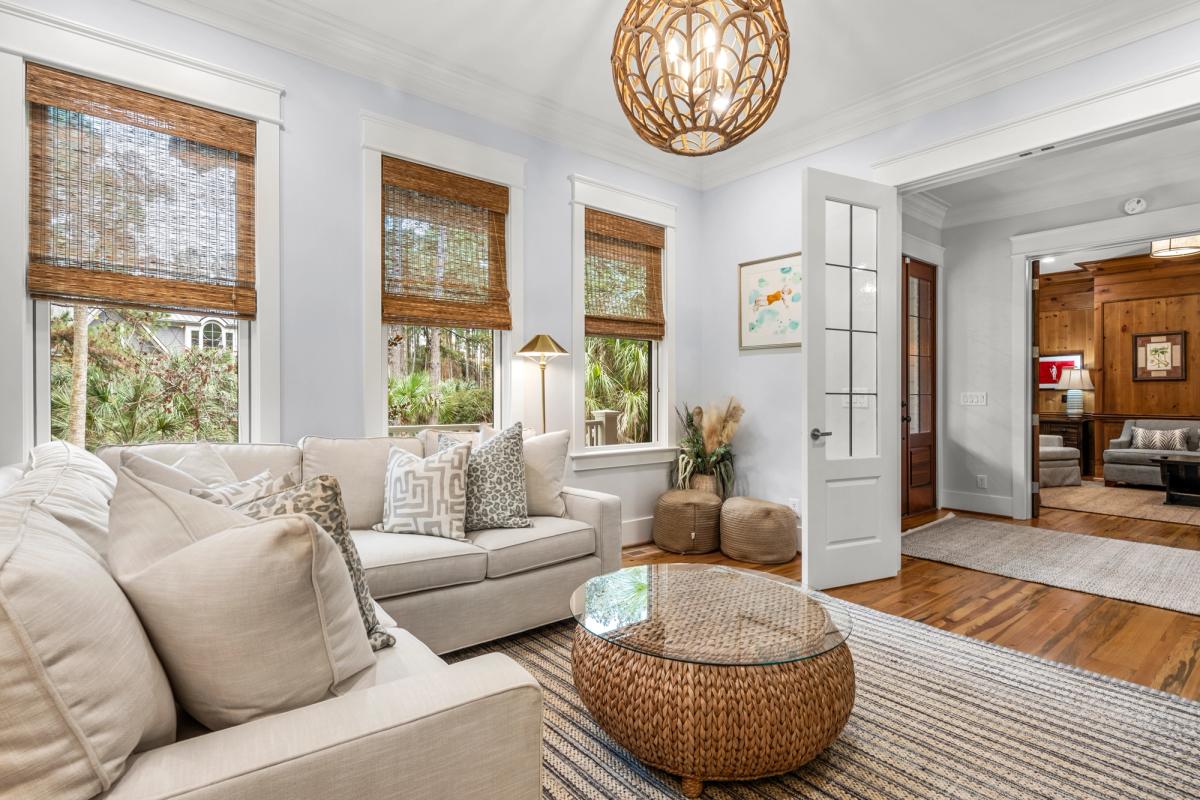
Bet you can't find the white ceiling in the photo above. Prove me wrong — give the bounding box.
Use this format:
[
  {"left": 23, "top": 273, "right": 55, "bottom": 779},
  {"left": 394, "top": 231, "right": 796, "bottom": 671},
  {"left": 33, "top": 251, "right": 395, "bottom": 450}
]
[
  {"left": 137, "top": 0, "right": 1200, "bottom": 188},
  {"left": 922, "top": 120, "right": 1200, "bottom": 228}
]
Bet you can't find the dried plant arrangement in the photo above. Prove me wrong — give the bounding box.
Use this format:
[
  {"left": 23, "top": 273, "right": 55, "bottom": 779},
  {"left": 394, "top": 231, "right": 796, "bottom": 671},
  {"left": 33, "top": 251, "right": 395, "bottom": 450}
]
[{"left": 675, "top": 397, "right": 744, "bottom": 497}]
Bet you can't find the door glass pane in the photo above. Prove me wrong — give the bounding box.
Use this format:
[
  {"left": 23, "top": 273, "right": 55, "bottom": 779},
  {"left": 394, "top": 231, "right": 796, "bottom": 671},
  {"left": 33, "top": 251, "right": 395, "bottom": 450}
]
[
  {"left": 852, "top": 332, "right": 877, "bottom": 394},
  {"left": 825, "top": 264, "right": 849, "bottom": 330},
  {"left": 851, "top": 206, "right": 877, "bottom": 269},
  {"left": 824, "top": 395, "right": 850, "bottom": 460},
  {"left": 852, "top": 269, "right": 876, "bottom": 332},
  {"left": 908, "top": 394, "right": 921, "bottom": 434},
  {"left": 825, "top": 329, "right": 849, "bottom": 393},
  {"left": 825, "top": 200, "right": 850, "bottom": 267},
  {"left": 852, "top": 395, "right": 878, "bottom": 457}
]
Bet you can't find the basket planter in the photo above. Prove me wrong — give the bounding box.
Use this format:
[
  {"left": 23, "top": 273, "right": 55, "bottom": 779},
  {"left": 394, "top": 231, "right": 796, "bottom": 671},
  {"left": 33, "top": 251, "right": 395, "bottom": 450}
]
[{"left": 688, "top": 473, "right": 723, "bottom": 498}]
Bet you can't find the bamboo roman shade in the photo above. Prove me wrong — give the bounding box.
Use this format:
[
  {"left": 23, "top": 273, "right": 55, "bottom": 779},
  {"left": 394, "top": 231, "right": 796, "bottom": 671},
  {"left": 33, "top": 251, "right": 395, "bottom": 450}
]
[
  {"left": 26, "top": 63, "right": 257, "bottom": 318},
  {"left": 584, "top": 208, "right": 665, "bottom": 340},
  {"left": 381, "top": 156, "right": 511, "bottom": 330}
]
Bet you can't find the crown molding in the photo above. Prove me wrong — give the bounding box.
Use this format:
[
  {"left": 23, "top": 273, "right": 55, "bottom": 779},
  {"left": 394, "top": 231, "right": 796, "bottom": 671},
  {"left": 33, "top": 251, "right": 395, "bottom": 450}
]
[
  {"left": 902, "top": 192, "right": 950, "bottom": 229},
  {"left": 134, "top": 0, "right": 1200, "bottom": 192}
]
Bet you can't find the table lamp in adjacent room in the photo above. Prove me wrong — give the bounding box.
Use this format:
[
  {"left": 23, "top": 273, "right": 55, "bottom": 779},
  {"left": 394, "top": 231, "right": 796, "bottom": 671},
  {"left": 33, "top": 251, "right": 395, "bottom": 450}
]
[
  {"left": 516, "top": 334, "right": 568, "bottom": 434},
  {"left": 1055, "top": 368, "right": 1094, "bottom": 417}
]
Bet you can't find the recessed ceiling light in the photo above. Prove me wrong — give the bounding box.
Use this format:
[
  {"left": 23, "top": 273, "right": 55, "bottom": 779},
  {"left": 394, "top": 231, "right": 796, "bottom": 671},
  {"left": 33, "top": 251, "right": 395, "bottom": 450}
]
[{"left": 1043, "top": 257, "right": 1056, "bottom": 263}]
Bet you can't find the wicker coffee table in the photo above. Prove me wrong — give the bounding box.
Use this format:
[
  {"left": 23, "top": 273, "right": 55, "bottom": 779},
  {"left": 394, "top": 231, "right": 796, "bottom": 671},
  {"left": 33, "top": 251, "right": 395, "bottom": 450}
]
[{"left": 570, "top": 564, "right": 855, "bottom": 797}]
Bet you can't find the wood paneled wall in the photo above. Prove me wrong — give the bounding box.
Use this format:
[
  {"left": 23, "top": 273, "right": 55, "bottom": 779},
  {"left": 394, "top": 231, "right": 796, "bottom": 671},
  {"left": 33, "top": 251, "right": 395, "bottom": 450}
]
[
  {"left": 1046, "top": 253, "right": 1200, "bottom": 475},
  {"left": 1037, "top": 271, "right": 1095, "bottom": 414}
]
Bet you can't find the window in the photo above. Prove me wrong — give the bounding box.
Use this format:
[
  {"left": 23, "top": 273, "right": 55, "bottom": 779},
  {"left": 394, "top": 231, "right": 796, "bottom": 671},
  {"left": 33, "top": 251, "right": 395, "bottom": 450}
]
[
  {"left": 380, "top": 157, "right": 510, "bottom": 433},
  {"left": 583, "top": 209, "right": 665, "bottom": 448},
  {"left": 27, "top": 64, "right": 256, "bottom": 448}
]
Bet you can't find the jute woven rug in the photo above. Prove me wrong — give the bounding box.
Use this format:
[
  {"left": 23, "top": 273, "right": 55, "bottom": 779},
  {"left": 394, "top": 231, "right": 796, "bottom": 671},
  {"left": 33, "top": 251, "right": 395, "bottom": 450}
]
[
  {"left": 901, "top": 515, "right": 1200, "bottom": 614},
  {"left": 451, "top": 603, "right": 1200, "bottom": 799},
  {"left": 1041, "top": 482, "right": 1200, "bottom": 526}
]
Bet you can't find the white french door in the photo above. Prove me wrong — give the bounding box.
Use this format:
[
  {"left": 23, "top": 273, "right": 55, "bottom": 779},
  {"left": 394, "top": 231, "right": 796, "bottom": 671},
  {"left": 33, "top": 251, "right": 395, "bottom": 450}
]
[{"left": 801, "top": 168, "right": 901, "bottom": 590}]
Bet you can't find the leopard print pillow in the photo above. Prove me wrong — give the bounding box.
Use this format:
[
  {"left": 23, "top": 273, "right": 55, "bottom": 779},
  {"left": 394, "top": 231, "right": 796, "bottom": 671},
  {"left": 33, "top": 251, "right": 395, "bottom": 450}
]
[
  {"left": 439, "top": 422, "right": 531, "bottom": 532},
  {"left": 236, "top": 475, "right": 395, "bottom": 651}
]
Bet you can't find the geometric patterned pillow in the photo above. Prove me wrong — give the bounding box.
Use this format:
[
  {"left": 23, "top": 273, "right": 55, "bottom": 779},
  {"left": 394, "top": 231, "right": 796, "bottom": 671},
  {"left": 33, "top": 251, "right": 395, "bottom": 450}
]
[
  {"left": 236, "top": 475, "right": 395, "bottom": 651},
  {"left": 372, "top": 443, "right": 470, "bottom": 539},
  {"left": 1130, "top": 426, "right": 1189, "bottom": 451},
  {"left": 439, "top": 422, "right": 531, "bottom": 532},
  {"left": 189, "top": 468, "right": 298, "bottom": 506}
]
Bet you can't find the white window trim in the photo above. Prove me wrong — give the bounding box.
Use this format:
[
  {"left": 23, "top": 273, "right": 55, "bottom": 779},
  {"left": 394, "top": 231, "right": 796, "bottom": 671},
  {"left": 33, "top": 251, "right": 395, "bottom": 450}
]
[
  {"left": 569, "top": 175, "right": 678, "bottom": 471},
  {"left": 0, "top": 6, "right": 282, "bottom": 461},
  {"left": 361, "top": 112, "right": 526, "bottom": 437}
]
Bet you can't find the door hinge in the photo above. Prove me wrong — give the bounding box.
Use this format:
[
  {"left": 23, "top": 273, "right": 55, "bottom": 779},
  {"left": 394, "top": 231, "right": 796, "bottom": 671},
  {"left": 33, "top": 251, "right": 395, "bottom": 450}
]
[
  {"left": 1031, "top": 413, "right": 1040, "bottom": 426},
  {"left": 1032, "top": 278, "right": 1039, "bottom": 291},
  {"left": 1032, "top": 481, "right": 1041, "bottom": 493},
  {"left": 1032, "top": 346, "right": 1039, "bottom": 358}
]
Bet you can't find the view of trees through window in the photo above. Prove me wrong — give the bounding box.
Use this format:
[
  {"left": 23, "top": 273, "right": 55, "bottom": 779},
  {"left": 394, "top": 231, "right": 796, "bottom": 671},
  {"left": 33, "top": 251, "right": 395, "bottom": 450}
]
[
  {"left": 386, "top": 325, "right": 495, "bottom": 429},
  {"left": 50, "top": 304, "right": 240, "bottom": 450},
  {"left": 584, "top": 336, "right": 652, "bottom": 446}
]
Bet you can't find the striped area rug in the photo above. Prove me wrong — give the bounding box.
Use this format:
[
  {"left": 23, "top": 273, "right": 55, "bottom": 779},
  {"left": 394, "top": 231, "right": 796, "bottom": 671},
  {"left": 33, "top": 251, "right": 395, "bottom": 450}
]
[{"left": 451, "top": 599, "right": 1200, "bottom": 799}]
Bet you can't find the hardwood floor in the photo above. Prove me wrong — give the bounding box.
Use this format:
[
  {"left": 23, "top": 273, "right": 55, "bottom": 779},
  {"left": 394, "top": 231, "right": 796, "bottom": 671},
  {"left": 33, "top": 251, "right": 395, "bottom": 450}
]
[{"left": 623, "top": 507, "right": 1200, "bottom": 700}]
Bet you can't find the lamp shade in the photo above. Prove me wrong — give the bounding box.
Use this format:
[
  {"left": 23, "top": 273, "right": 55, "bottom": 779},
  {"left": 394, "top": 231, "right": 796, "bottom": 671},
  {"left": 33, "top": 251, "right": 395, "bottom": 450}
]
[
  {"left": 1151, "top": 234, "right": 1200, "bottom": 258},
  {"left": 517, "top": 334, "right": 568, "bottom": 359},
  {"left": 1055, "top": 368, "right": 1094, "bottom": 391}
]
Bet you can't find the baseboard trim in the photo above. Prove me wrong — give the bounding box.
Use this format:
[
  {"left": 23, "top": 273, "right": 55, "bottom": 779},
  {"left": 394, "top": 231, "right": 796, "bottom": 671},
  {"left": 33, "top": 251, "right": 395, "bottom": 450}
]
[
  {"left": 621, "top": 515, "right": 654, "bottom": 546},
  {"left": 940, "top": 490, "right": 1013, "bottom": 517}
]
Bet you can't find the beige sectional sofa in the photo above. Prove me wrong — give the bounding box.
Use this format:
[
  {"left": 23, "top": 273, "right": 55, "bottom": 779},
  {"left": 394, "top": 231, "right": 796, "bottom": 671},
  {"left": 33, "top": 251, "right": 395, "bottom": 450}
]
[
  {"left": 98, "top": 436, "right": 622, "bottom": 654},
  {"left": 3, "top": 437, "right": 622, "bottom": 799}
]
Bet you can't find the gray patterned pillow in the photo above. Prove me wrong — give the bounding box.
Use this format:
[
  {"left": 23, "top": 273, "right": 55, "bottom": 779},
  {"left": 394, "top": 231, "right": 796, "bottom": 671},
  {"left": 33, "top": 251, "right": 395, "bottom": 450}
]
[
  {"left": 190, "top": 468, "right": 298, "bottom": 506},
  {"left": 236, "top": 475, "right": 395, "bottom": 651},
  {"left": 1130, "top": 426, "right": 1189, "bottom": 451},
  {"left": 373, "top": 444, "right": 470, "bottom": 539},
  {"left": 439, "top": 422, "right": 531, "bottom": 532}
]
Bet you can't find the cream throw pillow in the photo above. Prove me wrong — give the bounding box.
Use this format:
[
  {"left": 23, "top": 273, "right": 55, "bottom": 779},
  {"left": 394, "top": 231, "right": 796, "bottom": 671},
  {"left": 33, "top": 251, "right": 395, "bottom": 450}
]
[
  {"left": 120, "top": 450, "right": 206, "bottom": 493},
  {"left": 170, "top": 442, "right": 239, "bottom": 486},
  {"left": 524, "top": 430, "right": 570, "bottom": 516},
  {"left": 373, "top": 443, "right": 470, "bottom": 538},
  {"left": 7, "top": 441, "right": 116, "bottom": 558},
  {"left": 0, "top": 499, "right": 175, "bottom": 800},
  {"left": 107, "top": 470, "right": 374, "bottom": 730}
]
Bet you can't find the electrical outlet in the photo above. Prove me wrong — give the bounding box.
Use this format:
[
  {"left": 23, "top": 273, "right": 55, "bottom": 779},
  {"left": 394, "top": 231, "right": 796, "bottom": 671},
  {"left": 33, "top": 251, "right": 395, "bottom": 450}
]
[
  {"left": 787, "top": 497, "right": 801, "bottom": 517},
  {"left": 976, "top": 475, "right": 988, "bottom": 490},
  {"left": 961, "top": 392, "right": 988, "bottom": 406}
]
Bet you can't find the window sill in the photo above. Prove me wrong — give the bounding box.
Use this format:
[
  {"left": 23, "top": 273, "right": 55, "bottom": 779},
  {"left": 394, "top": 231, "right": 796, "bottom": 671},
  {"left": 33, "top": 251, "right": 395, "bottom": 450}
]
[{"left": 570, "top": 444, "right": 678, "bottom": 472}]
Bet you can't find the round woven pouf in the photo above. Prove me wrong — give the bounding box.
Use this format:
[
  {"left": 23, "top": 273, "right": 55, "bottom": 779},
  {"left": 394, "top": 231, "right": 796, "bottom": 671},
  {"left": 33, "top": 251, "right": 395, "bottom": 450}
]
[
  {"left": 720, "top": 497, "right": 797, "bottom": 564},
  {"left": 653, "top": 490, "right": 722, "bottom": 554}
]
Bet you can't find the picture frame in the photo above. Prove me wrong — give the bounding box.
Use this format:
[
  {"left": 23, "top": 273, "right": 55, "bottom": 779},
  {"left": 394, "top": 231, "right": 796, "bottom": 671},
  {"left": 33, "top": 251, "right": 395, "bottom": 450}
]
[
  {"left": 738, "top": 252, "right": 802, "bottom": 350},
  {"left": 1038, "top": 353, "right": 1082, "bottom": 389},
  {"left": 1133, "top": 331, "right": 1186, "bottom": 381}
]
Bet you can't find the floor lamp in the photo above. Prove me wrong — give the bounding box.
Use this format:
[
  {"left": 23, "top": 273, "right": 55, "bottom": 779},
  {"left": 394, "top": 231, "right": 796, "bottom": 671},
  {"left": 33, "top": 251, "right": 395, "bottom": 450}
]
[{"left": 516, "top": 334, "right": 568, "bottom": 434}]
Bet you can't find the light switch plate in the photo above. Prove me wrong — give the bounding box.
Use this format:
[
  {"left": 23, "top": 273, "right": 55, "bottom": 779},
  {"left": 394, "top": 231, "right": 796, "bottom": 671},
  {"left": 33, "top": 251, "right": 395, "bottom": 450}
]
[{"left": 961, "top": 392, "right": 988, "bottom": 406}]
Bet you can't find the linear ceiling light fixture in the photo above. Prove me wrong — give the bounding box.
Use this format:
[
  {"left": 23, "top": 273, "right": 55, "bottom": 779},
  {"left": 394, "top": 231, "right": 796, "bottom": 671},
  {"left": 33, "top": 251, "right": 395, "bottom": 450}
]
[
  {"left": 1151, "top": 234, "right": 1200, "bottom": 258},
  {"left": 611, "top": 0, "right": 789, "bottom": 156}
]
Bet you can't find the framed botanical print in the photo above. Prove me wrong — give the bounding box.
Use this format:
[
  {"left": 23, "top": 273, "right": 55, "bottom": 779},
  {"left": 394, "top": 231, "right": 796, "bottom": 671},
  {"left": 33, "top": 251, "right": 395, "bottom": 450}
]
[
  {"left": 1038, "top": 353, "right": 1082, "bottom": 389},
  {"left": 738, "top": 252, "right": 802, "bottom": 350},
  {"left": 1134, "top": 331, "right": 1186, "bottom": 380}
]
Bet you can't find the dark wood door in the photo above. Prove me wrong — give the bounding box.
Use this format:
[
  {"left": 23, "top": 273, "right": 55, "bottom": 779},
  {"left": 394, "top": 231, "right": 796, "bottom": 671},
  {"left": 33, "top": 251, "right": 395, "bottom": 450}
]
[{"left": 901, "top": 257, "right": 936, "bottom": 516}]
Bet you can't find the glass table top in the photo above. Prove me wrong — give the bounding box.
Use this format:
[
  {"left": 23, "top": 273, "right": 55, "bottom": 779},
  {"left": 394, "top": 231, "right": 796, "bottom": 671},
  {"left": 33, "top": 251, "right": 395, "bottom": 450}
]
[{"left": 570, "top": 564, "right": 852, "bottom": 666}]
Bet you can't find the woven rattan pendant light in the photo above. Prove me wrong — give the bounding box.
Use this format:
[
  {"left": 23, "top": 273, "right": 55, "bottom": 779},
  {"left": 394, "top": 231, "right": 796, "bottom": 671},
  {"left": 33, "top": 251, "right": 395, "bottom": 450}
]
[{"left": 611, "top": 0, "right": 789, "bottom": 156}]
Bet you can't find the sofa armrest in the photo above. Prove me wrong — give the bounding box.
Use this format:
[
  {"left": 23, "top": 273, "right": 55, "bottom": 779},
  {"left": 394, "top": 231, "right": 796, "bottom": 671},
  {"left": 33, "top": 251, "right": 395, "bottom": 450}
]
[
  {"left": 561, "top": 486, "right": 622, "bottom": 574},
  {"left": 101, "top": 654, "right": 542, "bottom": 800},
  {"left": 1109, "top": 436, "right": 1132, "bottom": 450},
  {"left": 1039, "top": 435, "right": 1063, "bottom": 448}
]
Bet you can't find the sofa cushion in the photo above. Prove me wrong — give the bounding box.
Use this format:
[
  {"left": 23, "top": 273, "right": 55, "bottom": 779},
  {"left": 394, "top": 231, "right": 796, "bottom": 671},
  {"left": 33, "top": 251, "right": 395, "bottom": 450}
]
[
  {"left": 0, "top": 463, "right": 24, "bottom": 494},
  {"left": 300, "top": 436, "right": 422, "bottom": 529},
  {"left": 4, "top": 441, "right": 115, "bottom": 558},
  {"left": 351, "top": 529, "right": 487, "bottom": 598},
  {"left": 339, "top": 628, "right": 446, "bottom": 692},
  {"left": 1039, "top": 445, "right": 1079, "bottom": 461},
  {"left": 524, "top": 430, "right": 569, "bottom": 517},
  {"left": 236, "top": 476, "right": 395, "bottom": 652},
  {"left": 468, "top": 517, "right": 595, "bottom": 579},
  {"left": 0, "top": 499, "right": 175, "bottom": 800},
  {"left": 107, "top": 471, "right": 374, "bottom": 730},
  {"left": 1103, "top": 448, "right": 1182, "bottom": 466},
  {"left": 1131, "top": 426, "right": 1190, "bottom": 451},
  {"left": 98, "top": 442, "right": 303, "bottom": 482}
]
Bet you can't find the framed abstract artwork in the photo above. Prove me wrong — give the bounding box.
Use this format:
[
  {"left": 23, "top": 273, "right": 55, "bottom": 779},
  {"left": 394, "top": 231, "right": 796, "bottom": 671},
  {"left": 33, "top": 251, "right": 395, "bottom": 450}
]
[
  {"left": 738, "top": 252, "right": 802, "bottom": 350},
  {"left": 1134, "top": 331, "right": 1186, "bottom": 380},
  {"left": 1038, "top": 353, "right": 1082, "bottom": 389}
]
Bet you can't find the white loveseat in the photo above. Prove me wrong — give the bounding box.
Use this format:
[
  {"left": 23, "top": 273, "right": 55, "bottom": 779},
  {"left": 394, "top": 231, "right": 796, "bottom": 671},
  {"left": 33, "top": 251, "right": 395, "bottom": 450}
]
[{"left": 2, "top": 437, "right": 621, "bottom": 800}]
